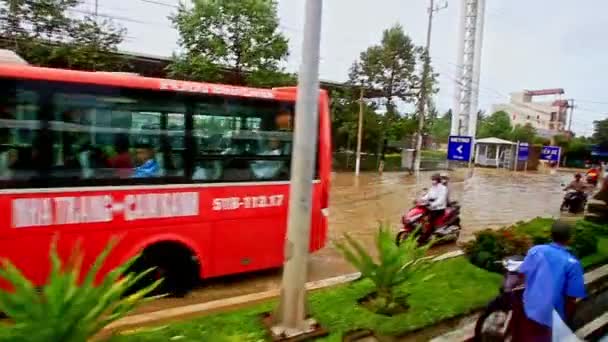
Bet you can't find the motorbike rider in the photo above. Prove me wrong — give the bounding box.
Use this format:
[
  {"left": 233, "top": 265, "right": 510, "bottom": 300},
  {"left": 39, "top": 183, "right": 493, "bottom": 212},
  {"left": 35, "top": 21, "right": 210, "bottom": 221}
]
[
  {"left": 565, "top": 173, "right": 590, "bottom": 193},
  {"left": 420, "top": 173, "right": 448, "bottom": 240}
]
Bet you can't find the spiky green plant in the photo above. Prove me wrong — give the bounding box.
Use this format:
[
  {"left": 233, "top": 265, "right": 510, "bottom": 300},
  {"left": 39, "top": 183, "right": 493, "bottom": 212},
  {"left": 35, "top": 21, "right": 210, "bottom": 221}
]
[
  {"left": 335, "top": 223, "right": 433, "bottom": 309},
  {"left": 0, "top": 238, "right": 161, "bottom": 342}
]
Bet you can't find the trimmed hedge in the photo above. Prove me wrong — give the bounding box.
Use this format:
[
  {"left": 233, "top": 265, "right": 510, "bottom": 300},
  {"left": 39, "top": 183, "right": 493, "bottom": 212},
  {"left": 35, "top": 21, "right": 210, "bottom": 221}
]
[{"left": 463, "top": 218, "right": 607, "bottom": 273}]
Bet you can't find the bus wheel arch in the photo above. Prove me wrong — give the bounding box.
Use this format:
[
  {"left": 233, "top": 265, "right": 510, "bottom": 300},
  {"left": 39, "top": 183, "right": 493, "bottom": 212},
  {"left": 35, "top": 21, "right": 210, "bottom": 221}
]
[{"left": 133, "top": 240, "right": 201, "bottom": 297}]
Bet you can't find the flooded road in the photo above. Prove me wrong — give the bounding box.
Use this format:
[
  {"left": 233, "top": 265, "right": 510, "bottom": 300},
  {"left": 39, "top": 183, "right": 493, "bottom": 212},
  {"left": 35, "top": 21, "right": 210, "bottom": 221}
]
[{"left": 136, "top": 168, "right": 572, "bottom": 314}]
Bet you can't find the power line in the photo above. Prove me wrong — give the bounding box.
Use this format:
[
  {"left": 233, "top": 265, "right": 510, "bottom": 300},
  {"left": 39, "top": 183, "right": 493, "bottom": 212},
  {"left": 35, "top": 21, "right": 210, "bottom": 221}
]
[
  {"left": 139, "top": 0, "right": 178, "bottom": 8},
  {"left": 68, "top": 8, "right": 157, "bottom": 25}
]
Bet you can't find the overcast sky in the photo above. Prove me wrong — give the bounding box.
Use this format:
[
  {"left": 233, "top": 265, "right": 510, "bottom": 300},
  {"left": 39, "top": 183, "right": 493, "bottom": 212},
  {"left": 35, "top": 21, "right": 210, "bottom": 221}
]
[{"left": 83, "top": 0, "right": 607, "bottom": 136}]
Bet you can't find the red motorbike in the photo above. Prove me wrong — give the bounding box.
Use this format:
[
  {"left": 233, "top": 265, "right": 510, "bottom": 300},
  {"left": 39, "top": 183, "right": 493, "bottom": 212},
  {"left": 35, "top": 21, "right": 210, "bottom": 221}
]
[
  {"left": 586, "top": 169, "right": 599, "bottom": 187},
  {"left": 396, "top": 198, "right": 462, "bottom": 245}
]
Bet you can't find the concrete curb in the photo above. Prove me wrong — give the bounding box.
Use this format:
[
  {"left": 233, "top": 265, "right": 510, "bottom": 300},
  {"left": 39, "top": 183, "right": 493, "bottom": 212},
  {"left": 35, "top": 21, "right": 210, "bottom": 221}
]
[
  {"left": 105, "top": 250, "right": 465, "bottom": 333},
  {"left": 576, "top": 312, "right": 608, "bottom": 339},
  {"left": 430, "top": 264, "right": 608, "bottom": 342}
]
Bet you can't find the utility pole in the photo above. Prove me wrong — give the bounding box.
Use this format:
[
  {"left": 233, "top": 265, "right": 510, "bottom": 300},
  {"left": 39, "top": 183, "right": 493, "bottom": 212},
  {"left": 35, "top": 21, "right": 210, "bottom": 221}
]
[
  {"left": 273, "top": 0, "right": 323, "bottom": 338},
  {"left": 355, "top": 88, "right": 364, "bottom": 176},
  {"left": 414, "top": 0, "right": 447, "bottom": 172},
  {"left": 568, "top": 99, "right": 575, "bottom": 132}
]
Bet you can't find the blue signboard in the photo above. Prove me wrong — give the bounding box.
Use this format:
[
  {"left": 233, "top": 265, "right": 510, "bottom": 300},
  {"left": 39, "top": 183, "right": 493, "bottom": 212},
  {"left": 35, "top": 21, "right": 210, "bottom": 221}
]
[
  {"left": 517, "top": 142, "right": 530, "bottom": 161},
  {"left": 447, "top": 136, "right": 473, "bottom": 161},
  {"left": 540, "top": 146, "right": 561, "bottom": 162}
]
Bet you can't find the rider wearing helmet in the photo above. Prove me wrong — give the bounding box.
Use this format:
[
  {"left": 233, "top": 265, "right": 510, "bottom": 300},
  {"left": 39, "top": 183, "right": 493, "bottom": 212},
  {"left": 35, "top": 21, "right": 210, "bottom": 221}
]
[{"left": 421, "top": 173, "right": 449, "bottom": 239}]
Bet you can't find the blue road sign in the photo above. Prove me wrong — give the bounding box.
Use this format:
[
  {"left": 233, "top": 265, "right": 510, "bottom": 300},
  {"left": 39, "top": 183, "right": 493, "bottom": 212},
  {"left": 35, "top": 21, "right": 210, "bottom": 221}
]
[
  {"left": 517, "top": 142, "right": 530, "bottom": 161},
  {"left": 447, "top": 136, "right": 473, "bottom": 161},
  {"left": 540, "top": 146, "right": 561, "bottom": 162}
]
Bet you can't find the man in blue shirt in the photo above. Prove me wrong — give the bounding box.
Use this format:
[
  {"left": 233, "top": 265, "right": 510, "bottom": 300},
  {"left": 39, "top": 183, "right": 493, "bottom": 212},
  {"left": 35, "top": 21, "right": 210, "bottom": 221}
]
[
  {"left": 133, "top": 143, "right": 160, "bottom": 178},
  {"left": 517, "top": 221, "right": 586, "bottom": 341}
]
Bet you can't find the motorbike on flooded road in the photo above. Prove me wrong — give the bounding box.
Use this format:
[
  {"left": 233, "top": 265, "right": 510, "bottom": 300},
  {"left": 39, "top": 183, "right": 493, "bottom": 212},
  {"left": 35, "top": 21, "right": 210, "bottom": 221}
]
[
  {"left": 560, "top": 189, "right": 587, "bottom": 214},
  {"left": 473, "top": 255, "right": 524, "bottom": 342},
  {"left": 396, "top": 198, "right": 461, "bottom": 245}
]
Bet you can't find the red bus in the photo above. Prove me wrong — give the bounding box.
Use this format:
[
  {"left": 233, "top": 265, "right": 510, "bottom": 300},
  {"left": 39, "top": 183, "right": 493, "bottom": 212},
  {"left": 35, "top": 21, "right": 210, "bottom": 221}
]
[{"left": 0, "top": 64, "right": 330, "bottom": 294}]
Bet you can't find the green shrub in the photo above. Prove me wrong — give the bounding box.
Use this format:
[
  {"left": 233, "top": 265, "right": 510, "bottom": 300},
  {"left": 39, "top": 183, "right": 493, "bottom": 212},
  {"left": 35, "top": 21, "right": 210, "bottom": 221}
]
[
  {"left": 571, "top": 227, "right": 598, "bottom": 258},
  {"left": 577, "top": 220, "right": 608, "bottom": 236},
  {"left": 465, "top": 219, "right": 608, "bottom": 273},
  {"left": 335, "top": 223, "right": 433, "bottom": 311},
  {"left": 463, "top": 228, "right": 533, "bottom": 273},
  {"left": 0, "top": 238, "right": 161, "bottom": 342}
]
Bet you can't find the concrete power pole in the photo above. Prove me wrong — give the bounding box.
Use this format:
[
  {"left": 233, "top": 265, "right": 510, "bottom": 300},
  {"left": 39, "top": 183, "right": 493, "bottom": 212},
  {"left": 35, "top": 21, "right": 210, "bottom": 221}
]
[
  {"left": 451, "top": 0, "right": 485, "bottom": 138},
  {"left": 568, "top": 99, "right": 575, "bottom": 132},
  {"left": 273, "top": 0, "right": 323, "bottom": 337},
  {"left": 355, "top": 88, "right": 364, "bottom": 176},
  {"left": 414, "top": 0, "right": 447, "bottom": 172}
]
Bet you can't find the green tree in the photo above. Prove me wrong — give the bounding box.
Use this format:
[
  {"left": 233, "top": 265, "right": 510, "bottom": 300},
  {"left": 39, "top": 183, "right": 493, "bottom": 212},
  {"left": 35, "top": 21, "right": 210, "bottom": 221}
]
[
  {"left": 349, "top": 24, "right": 430, "bottom": 144},
  {"left": 510, "top": 123, "right": 537, "bottom": 143},
  {"left": 170, "top": 0, "right": 290, "bottom": 86},
  {"left": 330, "top": 88, "right": 383, "bottom": 154},
  {"left": 0, "top": 0, "right": 126, "bottom": 70},
  {"left": 593, "top": 118, "right": 608, "bottom": 149},
  {"left": 428, "top": 109, "right": 451, "bottom": 143},
  {"left": 478, "top": 110, "right": 513, "bottom": 140}
]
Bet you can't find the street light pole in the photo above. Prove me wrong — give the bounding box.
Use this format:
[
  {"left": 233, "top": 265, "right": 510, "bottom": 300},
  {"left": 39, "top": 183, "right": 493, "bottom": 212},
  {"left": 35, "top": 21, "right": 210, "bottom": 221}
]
[
  {"left": 413, "top": 0, "right": 447, "bottom": 172},
  {"left": 355, "top": 88, "right": 364, "bottom": 176},
  {"left": 273, "top": 0, "right": 323, "bottom": 336}
]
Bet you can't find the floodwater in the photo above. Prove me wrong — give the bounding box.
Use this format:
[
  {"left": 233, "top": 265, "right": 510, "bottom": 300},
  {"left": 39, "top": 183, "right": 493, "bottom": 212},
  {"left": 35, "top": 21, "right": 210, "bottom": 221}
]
[{"left": 136, "top": 168, "right": 573, "bottom": 314}]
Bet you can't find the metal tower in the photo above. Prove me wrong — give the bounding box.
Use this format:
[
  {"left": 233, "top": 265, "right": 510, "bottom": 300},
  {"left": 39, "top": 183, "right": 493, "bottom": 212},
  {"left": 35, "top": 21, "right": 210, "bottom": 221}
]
[{"left": 451, "top": 0, "right": 486, "bottom": 137}]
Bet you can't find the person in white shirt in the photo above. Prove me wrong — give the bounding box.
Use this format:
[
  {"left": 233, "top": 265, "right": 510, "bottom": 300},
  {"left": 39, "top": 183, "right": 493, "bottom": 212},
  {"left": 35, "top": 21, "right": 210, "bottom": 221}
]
[{"left": 421, "top": 173, "right": 448, "bottom": 240}]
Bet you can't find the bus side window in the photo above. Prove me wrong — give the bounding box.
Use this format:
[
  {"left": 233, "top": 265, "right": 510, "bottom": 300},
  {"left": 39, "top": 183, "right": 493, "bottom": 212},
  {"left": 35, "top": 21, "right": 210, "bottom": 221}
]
[
  {"left": 49, "top": 87, "right": 186, "bottom": 184},
  {"left": 192, "top": 97, "right": 294, "bottom": 183},
  {"left": 0, "top": 82, "right": 42, "bottom": 186}
]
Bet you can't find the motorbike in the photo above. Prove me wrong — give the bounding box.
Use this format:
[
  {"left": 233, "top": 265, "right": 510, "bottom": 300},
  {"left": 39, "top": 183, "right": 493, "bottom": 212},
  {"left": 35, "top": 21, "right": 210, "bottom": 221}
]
[
  {"left": 396, "top": 198, "right": 461, "bottom": 245},
  {"left": 560, "top": 189, "right": 587, "bottom": 214},
  {"left": 473, "top": 255, "right": 525, "bottom": 341}
]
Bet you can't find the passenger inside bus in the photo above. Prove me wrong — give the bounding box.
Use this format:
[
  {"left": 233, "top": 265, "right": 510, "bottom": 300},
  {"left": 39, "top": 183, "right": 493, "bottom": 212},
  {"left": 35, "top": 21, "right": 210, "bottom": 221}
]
[
  {"left": 250, "top": 136, "right": 285, "bottom": 180},
  {"left": 133, "top": 143, "right": 160, "bottom": 178},
  {"left": 107, "top": 134, "right": 133, "bottom": 178},
  {"left": 0, "top": 148, "right": 18, "bottom": 179},
  {"left": 0, "top": 106, "right": 17, "bottom": 179}
]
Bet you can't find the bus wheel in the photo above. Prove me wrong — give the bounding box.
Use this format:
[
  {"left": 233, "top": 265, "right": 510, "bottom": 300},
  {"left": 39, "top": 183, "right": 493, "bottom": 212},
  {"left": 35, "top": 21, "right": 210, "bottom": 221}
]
[{"left": 131, "top": 242, "right": 199, "bottom": 298}]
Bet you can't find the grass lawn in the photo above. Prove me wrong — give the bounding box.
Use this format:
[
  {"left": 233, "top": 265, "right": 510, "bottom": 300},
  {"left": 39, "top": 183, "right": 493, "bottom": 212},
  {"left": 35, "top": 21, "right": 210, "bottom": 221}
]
[
  {"left": 109, "top": 257, "right": 501, "bottom": 342},
  {"left": 420, "top": 150, "right": 447, "bottom": 160}
]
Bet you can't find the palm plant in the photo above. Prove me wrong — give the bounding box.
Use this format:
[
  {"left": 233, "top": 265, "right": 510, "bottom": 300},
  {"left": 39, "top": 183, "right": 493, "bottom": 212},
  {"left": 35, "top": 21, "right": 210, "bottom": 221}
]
[
  {"left": 0, "top": 238, "right": 161, "bottom": 342},
  {"left": 335, "top": 223, "right": 433, "bottom": 310}
]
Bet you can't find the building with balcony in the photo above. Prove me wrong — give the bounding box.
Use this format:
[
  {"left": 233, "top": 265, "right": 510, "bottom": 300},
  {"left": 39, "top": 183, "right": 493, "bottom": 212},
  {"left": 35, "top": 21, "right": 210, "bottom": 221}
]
[{"left": 492, "top": 88, "right": 571, "bottom": 138}]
